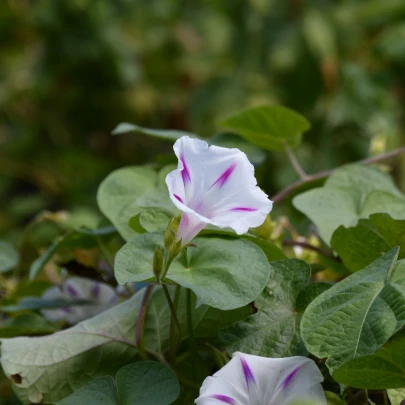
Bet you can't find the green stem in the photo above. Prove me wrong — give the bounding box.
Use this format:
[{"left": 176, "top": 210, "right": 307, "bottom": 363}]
[
  {"left": 96, "top": 235, "right": 114, "bottom": 270},
  {"left": 135, "top": 284, "right": 154, "bottom": 360},
  {"left": 203, "top": 343, "right": 229, "bottom": 369},
  {"left": 144, "top": 347, "right": 200, "bottom": 389},
  {"left": 383, "top": 390, "right": 388, "bottom": 405},
  {"left": 162, "top": 283, "right": 182, "bottom": 360},
  {"left": 364, "top": 389, "right": 370, "bottom": 404},
  {"left": 161, "top": 254, "right": 175, "bottom": 280},
  {"left": 187, "top": 288, "right": 197, "bottom": 380},
  {"left": 170, "top": 284, "right": 182, "bottom": 356}
]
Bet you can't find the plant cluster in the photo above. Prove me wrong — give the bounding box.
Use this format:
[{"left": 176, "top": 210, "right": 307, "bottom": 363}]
[{"left": 2, "top": 105, "right": 405, "bottom": 404}]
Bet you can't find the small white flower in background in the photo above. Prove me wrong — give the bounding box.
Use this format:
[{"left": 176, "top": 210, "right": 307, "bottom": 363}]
[
  {"left": 41, "top": 276, "right": 118, "bottom": 324},
  {"left": 166, "top": 137, "right": 273, "bottom": 245},
  {"left": 195, "top": 352, "right": 326, "bottom": 405}
]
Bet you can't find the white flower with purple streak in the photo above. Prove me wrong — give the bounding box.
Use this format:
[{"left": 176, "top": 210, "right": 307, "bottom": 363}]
[
  {"left": 41, "top": 276, "right": 118, "bottom": 324},
  {"left": 165, "top": 137, "right": 273, "bottom": 245},
  {"left": 195, "top": 352, "right": 326, "bottom": 405}
]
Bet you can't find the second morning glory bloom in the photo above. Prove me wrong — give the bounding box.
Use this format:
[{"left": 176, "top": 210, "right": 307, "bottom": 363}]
[
  {"left": 195, "top": 352, "right": 326, "bottom": 405},
  {"left": 165, "top": 137, "right": 273, "bottom": 245},
  {"left": 41, "top": 276, "right": 118, "bottom": 324}
]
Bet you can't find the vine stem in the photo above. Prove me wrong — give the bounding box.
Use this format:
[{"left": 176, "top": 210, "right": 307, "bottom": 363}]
[
  {"left": 272, "top": 145, "right": 405, "bottom": 204},
  {"left": 135, "top": 284, "right": 154, "bottom": 359},
  {"left": 284, "top": 143, "right": 307, "bottom": 180},
  {"left": 162, "top": 283, "right": 182, "bottom": 360},
  {"left": 187, "top": 288, "right": 198, "bottom": 379}
]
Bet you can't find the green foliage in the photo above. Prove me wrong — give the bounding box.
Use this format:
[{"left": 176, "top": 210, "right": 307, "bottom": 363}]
[
  {"left": 293, "top": 165, "right": 405, "bottom": 244},
  {"left": 219, "top": 259, "right": 311, "bottom": 357},
  {"left": 115, "top": 233, "right": 270, "bottom": 310},
  {"left": 3, "top": 2, "right": 405, "bottom": 401},
  {"left": 333, "top": 333, "right": 405, "bottom": 389},
  {"left": 58, "top": 362, "right": 180, "bottom": 405},
  {"left": 0, "top": 313, "right": 56, "bottom": 338},
  {"left": 0, "top": 241, "right": 19, "bottom": 273},
  {"left": 220, "top": 105, "right": 311, "bottom": 151},
  {"left": 58, "top": 376, "right": 119, "bottom": 405},
  {"left": 301, "top": 248, "right": 405, "bottom": 372},
  {"left": 331, "top": 213, "right": 405, "bottom": 271},
  {"left": 97, "top": 166, "right": 176, "bottom": 241},
  {"left": 112, "top": 123, "right": 195, "bottom": 141},
  {"left": 116, "top": 362, "right": 180, "bottom": 405},
  {"left": 0, "top": 292, "right": 142, "bottom": 404},
  {"left": 388, "top": 388, "right": 405, "bottom": 405}
]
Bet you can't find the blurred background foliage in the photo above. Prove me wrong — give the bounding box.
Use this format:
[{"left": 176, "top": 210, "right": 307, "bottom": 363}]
[{"left": 1, "top": 0, "right": 405, "bottom": 242}]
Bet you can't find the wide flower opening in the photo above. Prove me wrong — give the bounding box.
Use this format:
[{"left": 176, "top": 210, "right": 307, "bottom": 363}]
[
  {"left": 195, "top": 352, "right": 326, "bottom": 405},
  {"left": 166, "top": 137, "right": 273, "bottom": 245}
]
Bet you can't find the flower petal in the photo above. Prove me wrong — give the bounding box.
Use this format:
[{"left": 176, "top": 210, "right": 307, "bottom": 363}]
[
  {"left": 41, "top": 277, "right": 118, "bottom": 325},
  {"left": 166, "top": 137, "right": 273, "bottom": 242},
  {"left": 195, "top": 353, "right": 326, "bottom": 405}
]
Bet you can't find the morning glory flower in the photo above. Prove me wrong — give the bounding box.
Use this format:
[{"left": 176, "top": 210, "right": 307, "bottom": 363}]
[
  {"left": 41, "top": 276, "right": 118, "bottom": 324},
  {"left": 195, "top": 352, "right": 326, "bottom": 405},
  {"left": 165, "top": 137, "right": 273, "bottom": 245}
]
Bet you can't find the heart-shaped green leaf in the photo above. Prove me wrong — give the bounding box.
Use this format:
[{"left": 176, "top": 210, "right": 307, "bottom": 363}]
[
  {"left": 97, "top": 166, "right": 176, "bottom": 241},
  {"left": 220, "top": 104, "right": 310, "bottom": 151},
  {"left": 58, "top": 362, "right": 180, "bottom": 405},
  {"left": 219, "top": 259, "right": 313, "bottom": 357},
  {"left": 116, "top": 361, "right": 180, "bottom": 405},
  {"left": 58, "top": 376, "right": 119, "bottom": 405},
  {"left": 115, "top": 233, "right": 271, "bottom": 310},
  {"left": 333, "top": 333, "right": 405, "bottom": 389},
  {"left": 331, "top": 213, "right": 405, "bottom": 271},
  {"left": 301, "top": 248, "right": 405, "bottom": 372},
  {"left": 293, "top": 164, "right": 405, "bottom": 244}
]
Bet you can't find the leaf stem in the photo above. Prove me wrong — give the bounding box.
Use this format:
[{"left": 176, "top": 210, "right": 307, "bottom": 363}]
[
  {"left": 95, "top": 235, "right": 115, "bottom": 271},
  {"left": 162, "top": 283, "right": 182, "bottom": 360},
  {"left": 135, "top": 284, "right": 154, "bottom": 359},
  {"left": 169, "top": 284, "right": 182, "bottom": 359},
  {"left": 284, "top": 143, "right": 307, "bottom": 180},
  {"left": 186, "top": 288, "right": 198, "bottom": 380},
  {"left": 383, "top": 390, "right": 388, "bottom": 405},
  {"left": 272, "top": 145, "right": 405, "bottom": 204}
]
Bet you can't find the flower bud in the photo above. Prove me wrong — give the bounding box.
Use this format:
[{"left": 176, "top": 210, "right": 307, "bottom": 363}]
[
  {"left": 153, "top": 247, "right": 164, "bottom": 283},
  {"left": 164, "top": 216, "right": 181, "bottom": 250}
]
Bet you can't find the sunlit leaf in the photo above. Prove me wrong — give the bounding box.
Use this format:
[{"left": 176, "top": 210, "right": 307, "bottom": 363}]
[
  {"left": 220, "top": 105, "right": 310, "bottom": 151},
  {"left": 293, "top": 164, "right": 405, "bottom": 244}
]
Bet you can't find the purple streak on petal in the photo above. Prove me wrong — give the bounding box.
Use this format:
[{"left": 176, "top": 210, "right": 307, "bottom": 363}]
[
  {"left": 281, "top": 366, "right": 301, "bottom": 390},
  {"left": 66, "top": 284, "right": 78, "bottom": 298},
  {"left": 211, "top": 163, "right": 237, "bottom": 189},
  {"left": 61, "top": 306, "right": 73, "bottom": 314},
  {"left": 180, "top": 154, "right": 191, "bottom": 185},
  {"left": 240, "top": 355, "right": 255, "bottom": 389},
  {"left": 174, "top": 194, "right": 184, "bottom": 203},
  {"left": 229, "top": 207, "right": 257, "bottom": 212},
  {"left": 92, "top": 282, "right": 100, "bottom": 298},
  {"left": 211, "top": 395, "right": 236, "bottom": 404}
]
